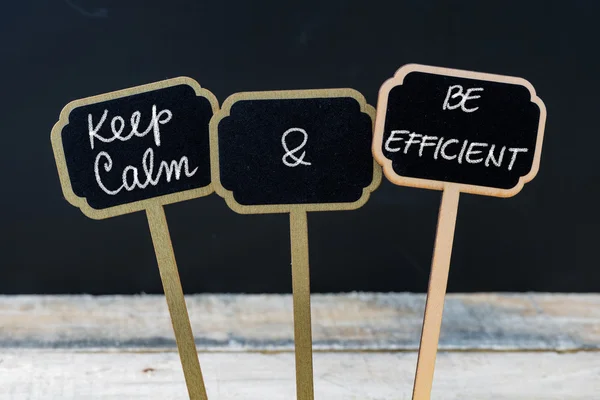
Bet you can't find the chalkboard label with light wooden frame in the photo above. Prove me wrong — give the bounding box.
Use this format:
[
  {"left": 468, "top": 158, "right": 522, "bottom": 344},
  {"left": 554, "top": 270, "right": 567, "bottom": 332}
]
[
  {"left": 373, "top": 64, "right": 546, "bottom": 400},
  {"left": 373, "top": 64, "right": 546, "bottom": 197}
]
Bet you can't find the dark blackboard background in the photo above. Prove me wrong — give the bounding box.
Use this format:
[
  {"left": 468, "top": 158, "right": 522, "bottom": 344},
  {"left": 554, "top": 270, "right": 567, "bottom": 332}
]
[{"left": 0, "top": 0, "right": 598, "bottom": 294}]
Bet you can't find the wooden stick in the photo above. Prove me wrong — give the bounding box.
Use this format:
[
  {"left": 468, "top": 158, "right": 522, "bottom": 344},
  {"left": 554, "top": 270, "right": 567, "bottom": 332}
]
[
  {"left": 146, "top": 205, "right": 208, "bottom": 400},
  {"left": 412, "top": 185, "right": 461, "bottom": 400},
  {"left": 289, "top": 210, "right": 315, "bottom": 400}
]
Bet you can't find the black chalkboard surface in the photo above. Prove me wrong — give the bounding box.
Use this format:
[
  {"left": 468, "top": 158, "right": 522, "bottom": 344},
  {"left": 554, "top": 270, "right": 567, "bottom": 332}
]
[
  {"left": 52, "top": 78, "right": 218, "bottom": 219},
  {"left": 212, "top": 89, "right": 381, "bottom": 213},
  {"left": 374, "top": 64, "right": 546, "bottom": 197}
]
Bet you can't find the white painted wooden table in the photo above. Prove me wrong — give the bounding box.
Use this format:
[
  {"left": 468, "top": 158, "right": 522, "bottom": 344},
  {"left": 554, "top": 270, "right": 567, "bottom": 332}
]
[{"left": 1, "top": 293, "right": 599, "bottom": 399}]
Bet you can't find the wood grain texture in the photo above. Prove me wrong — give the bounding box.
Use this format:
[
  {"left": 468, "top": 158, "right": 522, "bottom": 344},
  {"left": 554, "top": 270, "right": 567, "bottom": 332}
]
[
  {"left": 1, "top": 350, "right": 599, "bottom": 399},
  {"left": 413, "top": 186, "right": 460, "bottom": 400},
  {"left": 1, "top": 294, "right": 598, "bottom": 398},
  {"left": 0, "top": 293, "right": 599, "bottom": 351},
  {"left": 146, "top": 205, "right": 207, "bottom": 400},
  {"left": 289, "top": 210, "right": 315, "bottom": 400}
]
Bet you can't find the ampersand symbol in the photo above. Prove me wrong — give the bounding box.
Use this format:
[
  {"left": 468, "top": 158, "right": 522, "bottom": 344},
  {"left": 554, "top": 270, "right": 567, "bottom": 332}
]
[{"left": 281, "top": 127, "right": 312, "bottom": 167}]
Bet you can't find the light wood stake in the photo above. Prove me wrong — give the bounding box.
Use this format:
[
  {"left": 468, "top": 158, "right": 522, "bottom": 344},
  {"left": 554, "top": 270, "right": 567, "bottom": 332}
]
[
  {"left": 147, "top": 205, "right": 208, "bottom": 400},
  {"left": 289, "top": 210, "right": 315, "bottom": 400},
  {"left": 412, "top": 185, "right": 460, "bottom": 400}
]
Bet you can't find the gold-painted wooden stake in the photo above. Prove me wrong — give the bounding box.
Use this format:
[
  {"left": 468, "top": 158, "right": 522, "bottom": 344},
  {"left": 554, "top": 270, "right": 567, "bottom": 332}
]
[
  {"left": 289, "top": 209, "right": 315, "bottom": 400},
  {"left": 412, "top": 185, "right": 460, "bottom": 400},
  {"left": 147, "top": 205, "right": 208, "bottom": 400}
]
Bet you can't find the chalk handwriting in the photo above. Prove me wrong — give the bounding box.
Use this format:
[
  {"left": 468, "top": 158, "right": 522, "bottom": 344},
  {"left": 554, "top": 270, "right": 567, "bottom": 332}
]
[
  {"left": 87, "top": 105, "right": 199, "bottom": 196},
  {"left": 384, "top": 130, "right": 409, "bottom": 152},
  {"left": 442, "top": 85, "right": 484, "bottom": 113},
  {"left": 384, "top": 130, "right": 528, "bottom": 171},
  {"left": 282, "top": 127, "right": 312, "bottom": 167},
  {"left": 94, "top": 148, "right": 198, "bottom": 195},
  {"left": 88, "top": 105, "right": 172, "bottom": 150}
]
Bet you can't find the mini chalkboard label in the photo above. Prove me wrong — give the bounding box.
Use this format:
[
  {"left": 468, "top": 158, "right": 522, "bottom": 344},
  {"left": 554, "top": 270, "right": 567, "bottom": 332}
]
[
  {"left": 52, "top": 77, "right": 218, "bottom": 219},
  {"left": 372, "top": 64, "right": 547, "bottom": 400},
  {"left": 211, "top": 89, "right": 381, "bottom": 213},
  {"left": 210, "top": 88, "right": 381, "bottom": 399},
  {"left": 373, "top": 64, "right": 546, "bottom": 197},
  {"left": 51, "top": 77, "right": 218, "bottom": 399}
]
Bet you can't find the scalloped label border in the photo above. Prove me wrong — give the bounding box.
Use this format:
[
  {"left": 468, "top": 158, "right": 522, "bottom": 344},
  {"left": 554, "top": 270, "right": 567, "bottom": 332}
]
[
  {"left": 51, "top": 77, "right": 219, "bottom": 220},
  {"left": 210, "top": 89, "right": 382, "bottom": 214},
  {"left": 372, "top": 64, "right": 547, "bottom": 198}
]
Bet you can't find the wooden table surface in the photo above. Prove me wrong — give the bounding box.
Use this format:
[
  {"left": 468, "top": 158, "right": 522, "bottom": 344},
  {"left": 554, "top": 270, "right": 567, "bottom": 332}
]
[{"left": 1, "top": 293, "right": 599, "bottom": 399}]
